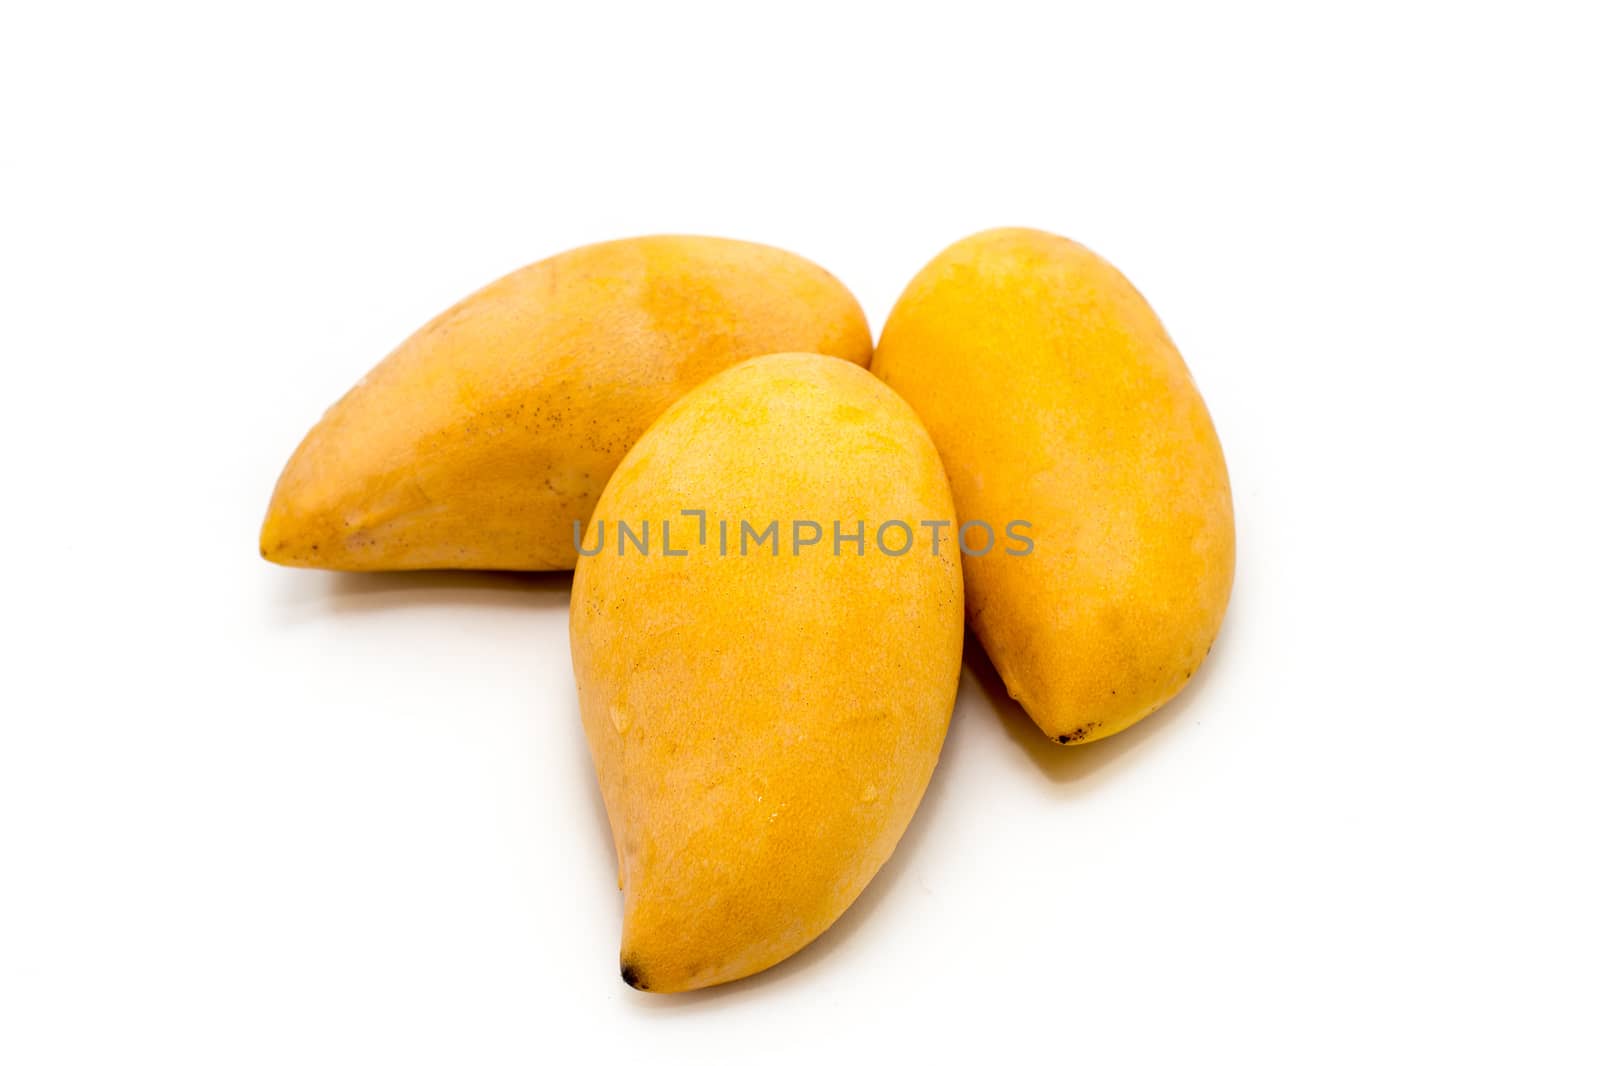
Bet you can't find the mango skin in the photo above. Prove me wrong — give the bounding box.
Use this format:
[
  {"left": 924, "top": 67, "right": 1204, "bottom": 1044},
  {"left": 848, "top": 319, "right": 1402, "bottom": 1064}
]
[
  {"left": 570, "top": 354, "right": 962, "bottom": 992},
  {"left": 872, "top": 228, "right": 1234, "bottom": 745},
  {"left": 260, "top": 236, "right": 871, "bottom": 571}
]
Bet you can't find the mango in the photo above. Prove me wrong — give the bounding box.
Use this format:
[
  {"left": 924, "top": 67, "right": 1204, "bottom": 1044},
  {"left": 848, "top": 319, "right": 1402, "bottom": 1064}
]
[
  {"left": 872, "top": 228, "right": 1234, "bottom": 744},
  {"left": 260, "top": 236, "right": 871, "bottom": 570},
  {"left": 570, "top": 353, "right": 963, "bottom": 992}
]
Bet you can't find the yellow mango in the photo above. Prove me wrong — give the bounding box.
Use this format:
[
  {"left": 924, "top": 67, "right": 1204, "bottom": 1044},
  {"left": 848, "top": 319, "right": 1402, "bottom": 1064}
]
[
  {"left": 260, "top": 236, "right": 871, "bottom": 570},
  {"left": 873, "top": 228, "right": 1234, "bottom": 744},
  {"left": 570, "top": 353, "right": 962, "bottom": 992}
]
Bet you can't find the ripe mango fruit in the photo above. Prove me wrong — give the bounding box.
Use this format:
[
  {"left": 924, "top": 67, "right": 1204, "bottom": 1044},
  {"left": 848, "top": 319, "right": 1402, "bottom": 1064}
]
[
  {"left": 873, "top": 228, "right": 1234, "bottom": 744},
  {"left": 260, "top": 236, "right": 871, "bottom": 570},
  {"left": 570, "top": 353, "right": 963, "bottom": 992}
]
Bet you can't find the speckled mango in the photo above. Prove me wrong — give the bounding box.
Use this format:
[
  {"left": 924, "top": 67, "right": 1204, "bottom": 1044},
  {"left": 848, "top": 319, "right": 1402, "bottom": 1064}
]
[
  {"left": 260, "top": 236, "right": 871, "bottom": 570},
  {"left": 570, "top": 353, "right": 963, "bottom": 992},
  {"left": 872, "top": 228, "right": 1234, "bottom": 745}
]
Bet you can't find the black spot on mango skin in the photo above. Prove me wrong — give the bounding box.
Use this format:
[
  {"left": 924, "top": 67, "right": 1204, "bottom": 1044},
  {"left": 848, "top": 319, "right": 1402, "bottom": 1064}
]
[
  {"left": 1052, "top": 722, "right": 1102, "bottom": 745},
  {"left": 620, "top": 962, "right": 646, "bottom": 990}
]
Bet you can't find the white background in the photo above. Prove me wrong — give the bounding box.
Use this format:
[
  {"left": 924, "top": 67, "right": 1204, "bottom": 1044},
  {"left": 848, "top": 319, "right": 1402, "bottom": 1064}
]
[{"left": 3, "top": 2, "right": 1597, "bottom": 1062}]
